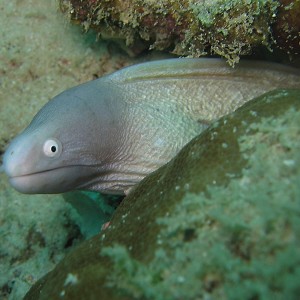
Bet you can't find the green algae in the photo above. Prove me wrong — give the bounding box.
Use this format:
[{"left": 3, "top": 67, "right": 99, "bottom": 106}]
[
  {"left": 24, "top": 89, "right": 300, "bottom": 299},
  {"left": 101, "top": 106, "right": 300, "bottom": 300},
  {"left": 189, "top": 0, "right": 278, "bottom": 64}
]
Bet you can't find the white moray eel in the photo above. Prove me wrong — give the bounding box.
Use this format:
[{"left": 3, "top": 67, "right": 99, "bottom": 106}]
[{"left": 3, "top": 58, "right": 300, "bottom": 194}]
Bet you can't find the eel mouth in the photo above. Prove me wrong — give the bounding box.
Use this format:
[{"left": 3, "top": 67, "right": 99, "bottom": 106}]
[
  {"left": 6, "top": 163, "right": 97, "bottom": 179},
  {"left": 7, "top": 165, "right": 92, "bottom": 194},
  {"left": 7, "top": 165, "right": 72, "bottom": 178}
]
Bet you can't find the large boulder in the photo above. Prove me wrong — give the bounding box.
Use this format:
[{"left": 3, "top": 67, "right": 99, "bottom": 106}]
[{"left": 25, "top": 89, "right": 300, "bottom": 300}]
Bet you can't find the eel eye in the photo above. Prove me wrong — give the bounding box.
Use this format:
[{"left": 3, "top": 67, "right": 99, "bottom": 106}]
[{"left": 43, "top": 138, "right": 62, "bottom": 158}]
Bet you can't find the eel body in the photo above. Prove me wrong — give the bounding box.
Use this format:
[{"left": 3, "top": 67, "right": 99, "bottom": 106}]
[{"left": 3, "top": 58, "right": 300, "bottom": 194}]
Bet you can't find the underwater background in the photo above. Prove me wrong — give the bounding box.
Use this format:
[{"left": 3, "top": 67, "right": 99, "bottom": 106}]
[{"left": 0, "top": 0, "right": 299, "bottom": 299}]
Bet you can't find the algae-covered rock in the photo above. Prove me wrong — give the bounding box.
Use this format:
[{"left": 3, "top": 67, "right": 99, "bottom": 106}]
[
  {"left": 25, "top": 89, "right": 300, "bottom": 299},
  {"left": 58, "top": 0, "right": 300, "bottom": 64},
  {"left": 272, "top": 0, "right": 300, "bottom": 55}
]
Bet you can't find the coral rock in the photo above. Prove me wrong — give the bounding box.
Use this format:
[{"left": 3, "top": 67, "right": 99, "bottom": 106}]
[
  {"left": 272, "top": 0, "right": 300, "bottom": 55},
  {"left": 59, "top": 0, "right": 300, "bottom": 64}
]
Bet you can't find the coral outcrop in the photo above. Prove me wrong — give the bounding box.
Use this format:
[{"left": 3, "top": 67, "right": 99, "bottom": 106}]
[
  {"left": 59, "top": 0, "right": 300, "bottom": 64},
  {"left": 272, "top": 0, "right": 300, "bottom": 55},
  {"left": 24, "top": 88, "right": 300, "bottom": 300}
]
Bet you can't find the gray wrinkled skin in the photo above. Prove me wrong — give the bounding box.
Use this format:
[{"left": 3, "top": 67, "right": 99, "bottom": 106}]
[{"left": 3, "top": 58, "right": 300, "bottom": 194}]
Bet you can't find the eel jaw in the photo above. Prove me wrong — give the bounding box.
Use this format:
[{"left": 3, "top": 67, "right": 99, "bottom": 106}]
[{"left": 6, "top": 165, "right": 93, "bottom": 194}]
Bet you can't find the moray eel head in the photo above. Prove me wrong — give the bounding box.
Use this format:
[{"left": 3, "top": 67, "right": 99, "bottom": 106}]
[
  {"left": 3, "top": 132, "right": 74, "bottom": 194},
  {"left": 3, "top": 81, "right": 125, "bottom": 194}
]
